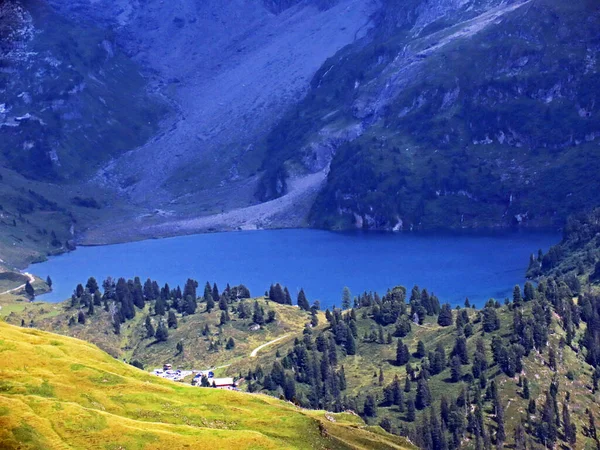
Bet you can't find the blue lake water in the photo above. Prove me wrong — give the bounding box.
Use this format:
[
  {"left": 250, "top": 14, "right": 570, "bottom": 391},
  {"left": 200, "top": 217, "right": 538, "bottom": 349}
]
[{"left": 31, "top": 229, "right": 560, "bottom": 308}]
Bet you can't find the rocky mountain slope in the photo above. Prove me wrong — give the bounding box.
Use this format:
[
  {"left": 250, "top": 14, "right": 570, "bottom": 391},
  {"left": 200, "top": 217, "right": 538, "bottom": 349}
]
[
  {"left": 1, "top": 0, "right": 599, "bottom": 265},
  {"left": 260, "top": 0, "right": 600, "bottom": 230}
]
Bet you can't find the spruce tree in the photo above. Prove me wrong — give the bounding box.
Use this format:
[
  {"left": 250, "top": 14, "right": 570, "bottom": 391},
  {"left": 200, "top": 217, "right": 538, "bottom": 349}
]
[
  {"left": 25, "top": 280, "right": 34, "bottom": 299},
  {"left": 345, "top": 333, "right": 356, "bottom": 355},
  {"left": 406, "top": 397, "right": 416, "bottom": 422},
  {"left": 145, "top": 316, "right": 155, "bottom": 338},
  {"left": 297, "top": 288, "right": 310, "bottom": 311},
  {"left": 437, "top": 303, "right": 454, "bottom": 326},
  {"left": 155, "top": 321, "right": 168, "bottom": 342},
  {"left": 167, "top": 310, "right": 178, "bottom": 329},
  {"left": 155, "top": 297, "right": 166, "bottom": 316},
  {"left": 363, "top": 394, "right": 377, "bottom": 417},
  {"left": 77, "top": 310, "right": 85, "bottom": 324},
  {"left": 416, "top": 376, "right": 431, "bottom": 409},
  {"left": 396, "top": 339, "right": 410, "bottom": 366},
  {"left": 450, "top": 355, "right": 462, "bottom": 382},
  {"left": 342, "top": 287, "right": 352, "bottom": 310},
  {"left": 513, "top": 285, "right": 522, "bottom": 306}
]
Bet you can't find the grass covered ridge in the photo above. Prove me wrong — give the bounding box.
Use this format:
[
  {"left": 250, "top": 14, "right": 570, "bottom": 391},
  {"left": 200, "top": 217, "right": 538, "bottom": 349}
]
[{"left": 0, "top": 321, "right": 413, "bottom": 449}]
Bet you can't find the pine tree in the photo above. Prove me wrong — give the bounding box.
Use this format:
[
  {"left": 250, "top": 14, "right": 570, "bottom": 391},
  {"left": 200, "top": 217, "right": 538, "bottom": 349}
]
[
  {"left": 212, "top": 283, "right": 220, "bottom": 304},
  {"left": 437, "top": 303, "right": 454, "bottom": 326},
  {"left": 205, "top": 293, "right": 215, "bottom": 313},
  {"left": 145, "top": 316, "right": 155, "bottom": 338},
  {"left": 514, "top": 421, "right": 527, "bottom": 450},
  {"left": 416, "top": 340, "right": 426, "bottom": 358},
  {"left": 494, "top": 390, "right": 505, "bottom": 446},
  {"left": 176, "top": 340, "right": 184, "bottom": 354},
  {"left": 167, "top": 310, "right": 178, "bottom": 329},
  {"left": 284, "top": 287, "right": 292, "bottom": 305},
  {"left": 363, "top": 394, "right": 377, "bottom": 417},
  {"left": 297, "top": 288, "right": 310, "bottom": 311},
  {"left": 155, "top": 297, "right": 166, "bottom": 316},
  {"left": 342, "top": 287, "right": 352, "bottom": 310},
  {"left": 155, "top": 321, "right": 168, "bottom": 342},
  {"left": 219, "top": 295, "right": 228, "bottom": 311},
  {"left": 513, "top": 285, "right": 523, "bottom": 306},
  {"left": 226, "top": 337, "right": 235, "bottom": 350},
  {"left": 396, "top": 339, "right": 410, "bottom": 366},
  {"left": 46, "top": 275, "right": 52, "bottom": 289},
  {"left": 345, "top": 333, "right": 356, "bottom": 355},
  {"left": 25, "top": 280, "right": 34, "bottom": 299},
  {"left": 537, "top": 391, "right": 557, "bottom": 447},
  {"left": 253, "top": 301, "right": 265, "bottom": 325},
  {"left": 77, "top": 310, "right": 85, "bottom": 324},
  {"left": 406, "top": 397, "right": 416, "bottom": 422},
  {"left": 522, "top": 377, "right": 530, "bottom": 399},
  {"left": 450, "top": 356, "right": 462, "bottom": 383},
  {"left": 416, "top": 376, "right": 431, "bottom": 409},
  {"left": 563, "top": 402, "right": 576, "bottom": 446},
  {"left": 86, "top": 277, "right": 99, "bottom": 294}
]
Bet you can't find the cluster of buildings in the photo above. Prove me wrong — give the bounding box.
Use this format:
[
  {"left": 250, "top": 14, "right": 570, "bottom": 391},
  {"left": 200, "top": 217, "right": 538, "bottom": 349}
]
[{"left": 152, "top": 364, "right": 238, "bottom": 390}]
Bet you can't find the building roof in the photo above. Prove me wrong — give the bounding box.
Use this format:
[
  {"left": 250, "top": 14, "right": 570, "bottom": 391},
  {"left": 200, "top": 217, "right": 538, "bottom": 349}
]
[{"left": 212, "top": 377, "right": 235, "bottom": 387}]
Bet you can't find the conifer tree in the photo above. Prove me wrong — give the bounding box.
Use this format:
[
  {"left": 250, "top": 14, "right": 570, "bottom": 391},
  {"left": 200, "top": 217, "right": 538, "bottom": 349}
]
[
  {"left": 342, "top": 287, "right": 352, "bottom": 310},
  {"left": 437, "top": 303, "right": 454, "bottom": 326},
  {"left": 396, "top": 339, "right": 410, "bottom": 366},
  {"left": 155, "top": 297, "right": 166, "bottom": 316},
  {"left": 450, "top": 356, "right": 462, "bottom": 383},
  {"left": 77, "top": 310, "right": 85, "bottom": 324},
  {"left": 406, "top": 397, "right": 416, "bottom": 422},
  {"left": 513, "top": 285, "right": 523, "bottom": 306},
  {"left": 212, "top": 283, "right": 220, "bottom": 304},
  {"left": 345, "top": 332, "right": 356, "bottom": 355},
  {"left": 416, "top": 376, "right": 431, "bottom": 409},
  {"left": 297, "top": 288, "right": 310, "bottom": 311},
  {"left": 363, "top": 394, "right": 377, "bottom": 417},
  {"left": 155, "top": 321, "right": 168, "bottom": 342},
  {"left": 145, "top": 316, "right": 155, "bottom": 338},
  {"left": 226, "top": 337, "right": 235, "bottom": 350},
  {"left": 25, "top": 280, "right": 34, "bottom": 299},
  {"left": 284, "top": 287, "right": 292, "bottom": 305},
  {"left": 167, "top": 310, "right": 178, "bottom": 329}
]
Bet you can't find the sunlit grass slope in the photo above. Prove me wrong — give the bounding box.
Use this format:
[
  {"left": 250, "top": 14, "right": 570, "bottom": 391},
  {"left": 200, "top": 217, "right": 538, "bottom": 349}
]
[{"left": 0, "top": 321, "right": 414, "bottom": 450}]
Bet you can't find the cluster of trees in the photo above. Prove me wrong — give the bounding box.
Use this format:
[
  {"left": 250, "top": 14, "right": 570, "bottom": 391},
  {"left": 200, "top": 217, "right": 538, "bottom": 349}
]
[
  {"left": 65, "top": 276, "right": 255, "bottom": 338},
  {"left": 247, "top": 308, "right": 354, "bottom": 410},
  {"left": 246, "top": 276, "right": 600, "bottom": 449}
]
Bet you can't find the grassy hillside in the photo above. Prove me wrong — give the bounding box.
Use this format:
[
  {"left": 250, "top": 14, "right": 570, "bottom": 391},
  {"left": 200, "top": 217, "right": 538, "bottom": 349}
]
[
  {"left": 240, "top": 284, "right": 600, "bottom": 449},
  {"left": 0, "top": 321, "right": 414, "bottom": 450},
  {"left": 4, "top": 291, "right": 323, "bottom": 372}
]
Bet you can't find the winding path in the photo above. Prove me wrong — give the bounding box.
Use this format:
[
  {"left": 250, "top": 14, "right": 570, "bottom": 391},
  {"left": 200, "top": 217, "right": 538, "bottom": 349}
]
[
  {"left": 250, "top": 334, "right": 290, "bottom": 358},
  {"left": 0, "top": 272, "right": 35, "bottom": 296}
]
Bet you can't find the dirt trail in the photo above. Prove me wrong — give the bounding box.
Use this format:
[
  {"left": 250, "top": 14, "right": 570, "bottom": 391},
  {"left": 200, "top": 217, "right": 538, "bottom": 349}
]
[
  {"left": 250, "top": 334, "right": 290, "bottom": 358},
  {"left": 0, "top": 272, "right": 34, "bottom": 296}
]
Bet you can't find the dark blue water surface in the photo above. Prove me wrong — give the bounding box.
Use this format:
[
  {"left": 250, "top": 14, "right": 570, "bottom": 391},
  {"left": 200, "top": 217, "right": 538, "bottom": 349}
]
[{"left": 31, "top": 229, "right": 559, "bottom": 308}]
